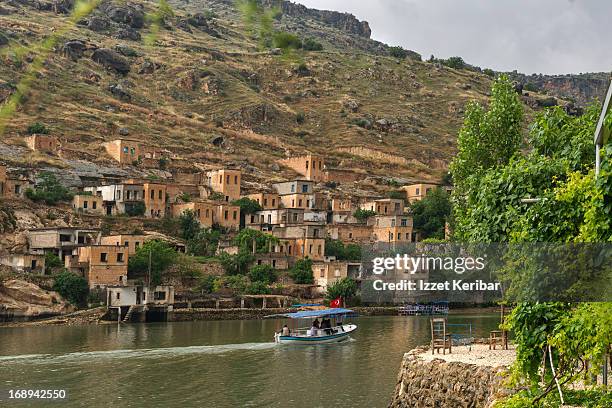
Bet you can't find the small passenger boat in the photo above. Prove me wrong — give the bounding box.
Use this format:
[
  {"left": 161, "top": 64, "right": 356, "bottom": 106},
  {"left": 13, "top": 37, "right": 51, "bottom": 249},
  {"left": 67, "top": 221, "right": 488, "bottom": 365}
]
[{"left": 269, "top": 308, "right": 357, "bottom": 344}]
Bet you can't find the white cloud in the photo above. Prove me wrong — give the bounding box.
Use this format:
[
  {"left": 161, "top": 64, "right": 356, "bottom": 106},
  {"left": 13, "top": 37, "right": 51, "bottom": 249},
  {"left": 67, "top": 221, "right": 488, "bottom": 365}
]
[{"left": 297, "top": 0, "right": 612, "bottom": 74}]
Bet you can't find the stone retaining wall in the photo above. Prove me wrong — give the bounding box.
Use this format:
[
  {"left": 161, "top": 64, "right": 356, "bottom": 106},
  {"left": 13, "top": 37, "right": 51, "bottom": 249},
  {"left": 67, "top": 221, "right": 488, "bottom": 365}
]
[{"left": 389, "top": 348, "right": 511, "bottom": 408}]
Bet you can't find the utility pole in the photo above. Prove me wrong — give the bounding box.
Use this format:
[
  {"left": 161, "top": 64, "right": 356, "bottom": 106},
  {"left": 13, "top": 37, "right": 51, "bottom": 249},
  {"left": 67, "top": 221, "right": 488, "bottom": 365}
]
[{"left": 148, "top": 247, "right": 152, "bottom": 287}]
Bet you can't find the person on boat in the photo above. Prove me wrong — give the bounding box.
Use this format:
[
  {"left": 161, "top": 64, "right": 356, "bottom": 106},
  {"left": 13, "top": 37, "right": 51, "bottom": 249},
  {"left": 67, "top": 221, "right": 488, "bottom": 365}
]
[
  {"left": 322, "top": 318, "right": 332, "bottom": 334},
  {"left": 310, "top": 320, "right": 320, "bottom": 336},
  {"left": 281, "top": 324, "right": 290, "bottom": 336},
  {"left": 312, "top": 318, "right": 320, "bottom": 329}
]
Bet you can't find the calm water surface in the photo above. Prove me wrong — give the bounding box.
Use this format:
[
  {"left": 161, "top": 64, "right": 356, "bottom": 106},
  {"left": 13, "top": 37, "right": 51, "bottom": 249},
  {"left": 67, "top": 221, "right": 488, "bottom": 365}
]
[{"left": 0, "top": 314, "right": 500, "bottom": 407}]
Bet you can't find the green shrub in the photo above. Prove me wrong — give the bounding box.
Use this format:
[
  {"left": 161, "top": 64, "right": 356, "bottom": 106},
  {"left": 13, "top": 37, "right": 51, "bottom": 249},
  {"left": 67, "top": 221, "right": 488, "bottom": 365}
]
[
  {"left": 302, "top": 37, "right": 323, "bottom": 51},
  {"left": 198, "top": 275, "right": 217, "bottom": 294},
  {"left": 248, "top": 264, "right": 276, "bottom": 284},
  {"left": 125, "top": 201, "right": 146, "bottom": 217},
  {"left": 27, "top": 122, "right": 49, "bottom": 135},
  {"left": 246, "top": 281, "right": 271, "bottom": 295},
  {"left": 187, "top": 228, "right": 221, "bottom": 257},
  {"left": 325, "top": 277, "right": 357, "bottom": 302},
  {"left": 45, "top": 252, "right": 63, "bottom": 269},
  {"left": 25, "top": 172, "right": 73, "bottom": 205},
  {"left": 441, "top": 56, "right": 466, "bottom": 69},
  {"left": 179, "top": 209, "right": 200, "bottom": 240},
  {"left": 224, "top": 275, "right": 248, "bottom": 294},
  {"left": 324, "top": 239, "right": 361, "bottom": 260},
  {"left": 273, "top": 31, "right": 302, "bottom": 50},
  {"left": 218, "top": 250, "right": 254, "bottom": 275},
  {"left": 389, "top": 46, "right": 408, "bottom": 59},
  {"left": 483, "top": 68, "right": 495, "bottom": 77},
  {"left": 289, "top": 258, "right": 313, "bottom": 284},
  {"left": 296, "top": 111, "right": 305, "bottom": 124},
  {"left": 127, "top": 240, "right": 178, "bottom": 286},
  {"left": 53, "top": 270, "right": 88, "bottom": 305},
  {"left": 523, "top": 82, "right": 539, "bottom": 92},
  {"left": 353, "top": 208, "right": 376, "bottom": 221}
]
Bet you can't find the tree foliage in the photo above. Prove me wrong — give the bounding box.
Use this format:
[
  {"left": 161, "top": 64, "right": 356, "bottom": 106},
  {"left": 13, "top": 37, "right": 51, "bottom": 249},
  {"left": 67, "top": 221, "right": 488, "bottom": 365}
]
[
  {"left": 232, "top": 228, "right": 278, "bottom": 253},
  {"left": 218, "top": 250, "right": 254, "bottom": 275},
  {"left": 324, "top": 239, "right": 361, "bottom": 260},
  {"left": 410, "top": 187, "right": 451, "bottom": 240},
  {"left": 26, "top": 172, "right": 73, "bottom": 205},
  {"left": 127, "top": 240, "right": 178, "bottom": 286},
  {"left": 53, "top": 270, "right": 88, "bottom": 305},
  {"left": 325, "top": 277, "right": 357, "bottom": 302},
  {"left": 248, "top": 264, "right": 277, "bottom": 284},
  {"left": 289, "top": 258, "right": 314, "bottom": 284},
  {"left": 353, "top": 208, "right": 376, "bottom": 221},
  {"left": 179, "top": 209, "right": 200, "bottom": 240}
]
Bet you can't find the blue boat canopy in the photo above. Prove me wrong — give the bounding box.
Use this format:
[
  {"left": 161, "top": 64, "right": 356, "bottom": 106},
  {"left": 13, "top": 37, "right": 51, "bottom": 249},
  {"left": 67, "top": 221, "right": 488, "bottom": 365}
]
[{"left": 267, "top": 308, "right": 356, "bottom": 319}]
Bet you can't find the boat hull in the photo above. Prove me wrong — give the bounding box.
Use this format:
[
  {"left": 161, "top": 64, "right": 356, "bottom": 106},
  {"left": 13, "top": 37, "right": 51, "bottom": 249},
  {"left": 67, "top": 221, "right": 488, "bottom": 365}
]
[{"left": 275, "top": 324, "right": 357, "bottom": 344}]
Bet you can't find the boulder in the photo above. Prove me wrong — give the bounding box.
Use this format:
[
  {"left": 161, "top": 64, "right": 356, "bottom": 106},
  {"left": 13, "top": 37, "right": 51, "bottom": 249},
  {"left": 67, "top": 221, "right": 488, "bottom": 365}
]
[
  {"left": 137, "top": 59, "right": 159, "bottom": 75},
  {"left": 176, "top": 19, "right": 192, "bottom": 33},
  {"left": 114, "top": 26, "right": 141, "bottom": 41},
  {"left": 187, "top": 13, "right": 209, "bottom": 27},
  {"left": 114, "top": 44, "right": 139, "bottom": 57},
  {"left": 61, "top": 39, "right": 86, "bottom": 61},
  {"left": 0, "top": 31, "right": 9, "bottom": 47},
  {"left": 87, "top": 16, "right": 110, "bottom": 32},
  {"left": 118, "top": 127, "right": 129, "bottom": 136},
  {"left": 92, "top": 48, "right": 130, "bottom": 75},
  {"left": 108, "top": 83, "right": 131, "bottom": 101},
  {"left": 537, "top": 96, "right": 558, "bottom": 108},
  {"left": 104, "top": 3, "right": 145, "bottom": 29}
]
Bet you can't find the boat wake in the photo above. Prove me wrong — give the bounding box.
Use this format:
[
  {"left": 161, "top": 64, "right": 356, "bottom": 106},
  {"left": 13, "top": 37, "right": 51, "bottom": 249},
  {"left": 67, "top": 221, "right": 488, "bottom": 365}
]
[{"left": 0, "top": 342, "right": 278, "bottom": 365}]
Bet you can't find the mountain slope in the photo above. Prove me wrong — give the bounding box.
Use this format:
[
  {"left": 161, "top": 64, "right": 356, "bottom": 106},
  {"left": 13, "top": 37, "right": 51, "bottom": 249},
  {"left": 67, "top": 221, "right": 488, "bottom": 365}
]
[{"left": 0, "top": 0, "right": 588, "bottom": 191}]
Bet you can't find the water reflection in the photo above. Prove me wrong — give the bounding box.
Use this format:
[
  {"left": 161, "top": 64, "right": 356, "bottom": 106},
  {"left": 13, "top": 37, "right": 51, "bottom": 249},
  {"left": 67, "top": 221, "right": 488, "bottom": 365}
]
[{"left": 0, "top": 315, "right": 500, "bottom": 407}]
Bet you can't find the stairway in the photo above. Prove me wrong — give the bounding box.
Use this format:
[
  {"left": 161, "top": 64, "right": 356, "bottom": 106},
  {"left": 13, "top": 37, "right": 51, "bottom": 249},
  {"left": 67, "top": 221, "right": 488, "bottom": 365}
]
[{"left": 122, "top": 305, "right": 137, "bottom": 323}]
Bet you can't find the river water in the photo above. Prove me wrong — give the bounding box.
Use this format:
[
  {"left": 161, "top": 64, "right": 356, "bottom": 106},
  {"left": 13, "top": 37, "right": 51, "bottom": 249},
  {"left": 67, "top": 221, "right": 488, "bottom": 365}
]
[{"left": 0, "top": 314, "right": 500, "bottom": 407}]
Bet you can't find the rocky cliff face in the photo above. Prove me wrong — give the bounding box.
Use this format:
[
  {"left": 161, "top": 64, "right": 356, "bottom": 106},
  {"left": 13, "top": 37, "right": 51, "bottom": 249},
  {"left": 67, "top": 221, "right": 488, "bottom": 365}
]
[
  {"left": 508, "top": 72, "right": 610, "bottom": 107},
  {"left": 262, "top": 0, "right": 371, "bottom": 38},
  {"left": 0, "top": 279, "right": 74, "bottom": 320}
]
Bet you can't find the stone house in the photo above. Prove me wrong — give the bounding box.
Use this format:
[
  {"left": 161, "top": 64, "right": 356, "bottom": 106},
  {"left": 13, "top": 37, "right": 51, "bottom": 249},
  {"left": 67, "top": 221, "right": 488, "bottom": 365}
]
[
  {"left": 253, "top": 253, "right": 291, "bottom": 270},
  {"left": 100, "top": 234, "right": 147, "bottom": 255},
  {"left": 402, "top": 183, "right": 443, "bottom": 203},
  {"left": 27, "top": 227, "right": 101, "bottom": 260},
  {"left": 214, "top": 203, "right": 240, "bottom": 230},
  {"left": 171, "top": 201, "right": 216, "bottom": 228},
  {"left": 103, "top": 139, "right": 141, "bottom": 164},
  {"left": 315, "top": 261, "right": 361, "bottom": 292},
  {"left": 271, "top": 224, "right": 326, "bottom": 261},
  {"left": 0, "top": 253, "right": 46, "bottom": 274},
  {"left": 106, "top": 285, "right": 175, "bottom": 307},
  {"left": 25, "top": 134, "right": 59, "bottom": 153},
  {"left": 0, "top": 167, "right": 31, "bottom": 199},
  {"left": 206, "top": 169, "right": 241, "bottom": 202},
  {"left": 360, "top": 198, "right": 405, "bottom": 216},
  {"left": 331, "top": 197, "right": 353, "bottom": 212},
  {"left": 278, "top": 154, "right": 325, "bottom": 181},
  {"left": 273, "top": 180, "right": 314, "bottom": 195},
  {"left": 72, "top": 194, "right": 104, "bottom": 215},
  {"left": 74, "top": 245, "right": 129, "bottom": 289},
  {"left": 371, "top": 215, "right": 414, "bottom": 243},
  {"left": 246, "top": 192, "right": 280, "bottom": 210},
  {"left": 280, "top": 193, "right": 317, "bottom": 210},
  {"left": 327, "top": 224, "right": 373, "bottom": 244},
  {"left": 143, "top": 182, "right": 167, "bottom": 218},
  {"left": 166, "top": 183, "right": 201, "bottom": 205},
  {"left": 84, "top": 183, "right": 145, "bottom": 215},
  {"left": 245, "top": 208, "right": 305, "bottom": 230}
]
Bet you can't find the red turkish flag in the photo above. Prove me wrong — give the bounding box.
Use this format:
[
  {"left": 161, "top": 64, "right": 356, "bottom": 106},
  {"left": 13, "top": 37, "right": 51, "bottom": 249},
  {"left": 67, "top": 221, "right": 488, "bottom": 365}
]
[{"left": 330, "top": 297, "right": 342, "bottom": 308}]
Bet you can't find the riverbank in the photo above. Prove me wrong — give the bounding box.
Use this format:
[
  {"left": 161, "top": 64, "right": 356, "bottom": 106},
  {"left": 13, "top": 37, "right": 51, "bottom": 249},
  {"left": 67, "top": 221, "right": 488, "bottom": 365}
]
[
  {"left": 0, "top": 305, "right": 501, "bottom": 327},
  {"left": 390, "top": 344, "right": 516, "bottom": 408}
]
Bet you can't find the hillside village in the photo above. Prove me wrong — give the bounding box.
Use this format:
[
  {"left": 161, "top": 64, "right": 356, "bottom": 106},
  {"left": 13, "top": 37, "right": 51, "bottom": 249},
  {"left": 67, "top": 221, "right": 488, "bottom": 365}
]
[
  {"left": 0, "top": 0, "right": 602, "bottom": 321},
  {"left": 0, "top": 132, "right": 451, "bottom": 320}
]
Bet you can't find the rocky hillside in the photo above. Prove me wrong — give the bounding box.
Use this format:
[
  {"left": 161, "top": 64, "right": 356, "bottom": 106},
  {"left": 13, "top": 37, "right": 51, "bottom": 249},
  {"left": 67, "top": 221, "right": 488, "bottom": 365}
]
[
  {"left": 507, "top": 71, "right": 610, "bottom": 107},
  {"left": 0, "top": 0, "right": 601, "bottom": 192}
]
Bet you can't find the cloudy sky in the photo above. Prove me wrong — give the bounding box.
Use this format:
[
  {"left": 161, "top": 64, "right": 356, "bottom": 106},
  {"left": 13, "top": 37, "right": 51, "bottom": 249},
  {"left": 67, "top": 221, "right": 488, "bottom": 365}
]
[{"left": 297, "top": 0, "right": 612, "bottom": 75}]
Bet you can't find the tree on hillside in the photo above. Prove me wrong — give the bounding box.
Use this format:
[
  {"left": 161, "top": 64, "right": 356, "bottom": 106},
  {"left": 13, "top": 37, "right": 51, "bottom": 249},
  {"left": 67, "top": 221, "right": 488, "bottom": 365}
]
[
  {"left": 353, "top": 208, "right": 376, "bottom": 222},
  {"left": 128, "top": 240, "right": 178, "bottom": 286},
  {"left": 53, "top": 270, "right": 88, "bottom": 305},
  {"left": 233, "top": 228, "right": 278, "bottom": 253},
  {"left": 187, "top": 228, "right": 221, "bottom": 257},
  {"left": 179, "top": 209, "right": 200, "bottom": 240},
  {"left": 26, "top": 172, "right": 73, "bottom": 205},
  {"left": 248, "top": 264, "right": 277, "bottom": 285},
  {"left": 289, "top": 258, "right": 314, "bottom": 284},
  {"left": 410, "top": 187, "right": 451, "bottom": 240},
  {"left": 325, "top": 239, "right": 361, "bottom": 261},
  {"left": 232, "top": 197, "right": 262, "bottom": 228},
  {"left": 325, "top": 277, "right": 357, "bottom": 303}
]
